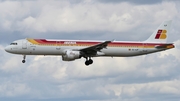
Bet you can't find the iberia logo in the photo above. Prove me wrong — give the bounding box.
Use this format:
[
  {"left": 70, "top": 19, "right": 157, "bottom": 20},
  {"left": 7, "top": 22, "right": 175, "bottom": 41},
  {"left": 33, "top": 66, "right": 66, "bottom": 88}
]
[{"left": 155, "top": 29, "right": 167, "bottom": 39}]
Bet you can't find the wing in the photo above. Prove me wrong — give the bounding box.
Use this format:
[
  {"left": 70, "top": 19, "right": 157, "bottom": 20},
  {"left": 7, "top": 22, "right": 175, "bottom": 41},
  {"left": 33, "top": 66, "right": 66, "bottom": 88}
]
[{"left": 78, "top": 40, "right": 112, "bottom": 57}]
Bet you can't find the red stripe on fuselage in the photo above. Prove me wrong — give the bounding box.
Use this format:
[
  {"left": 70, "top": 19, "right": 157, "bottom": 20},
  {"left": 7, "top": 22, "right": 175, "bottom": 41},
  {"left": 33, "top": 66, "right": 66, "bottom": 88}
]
[{"left": 32, "top": 39, "right": 169, "bottom": 46}]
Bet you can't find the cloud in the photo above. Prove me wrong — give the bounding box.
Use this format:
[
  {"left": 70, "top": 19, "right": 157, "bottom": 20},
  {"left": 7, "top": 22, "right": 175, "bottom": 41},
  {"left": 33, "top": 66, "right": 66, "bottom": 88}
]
[
  {"left": 0, "top": 82, "right": 30, "bottom": 97},
  {"left": 104, "top": 79, "right": 180, "bottom": 101},
  {"left": 0, "top": 0, "right": 180, "bottom": 101},
  {"left": 97, "top": 0, "right": 164, "bottom": 5},
  {"left": 0, "top": 0, "right": 179, "bottom": 43},
  {"left": 18, "top": 1, "right": 176, "bottom": 33}
]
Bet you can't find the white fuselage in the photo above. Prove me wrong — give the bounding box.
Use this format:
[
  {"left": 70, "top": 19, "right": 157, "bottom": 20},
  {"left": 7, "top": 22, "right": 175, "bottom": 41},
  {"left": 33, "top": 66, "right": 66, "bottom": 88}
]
[{"left": 5, "top": 39, "right": 173, "bottom": 57}]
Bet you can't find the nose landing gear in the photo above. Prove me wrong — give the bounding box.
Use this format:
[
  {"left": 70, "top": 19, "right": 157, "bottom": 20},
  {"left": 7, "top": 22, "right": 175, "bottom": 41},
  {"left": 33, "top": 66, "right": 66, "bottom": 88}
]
[
  {"left": 22, "top": 55, "right": 26, "bottom": 63},
  {"left": 85, "top": 57, "right": 93, "bottom": 66}
]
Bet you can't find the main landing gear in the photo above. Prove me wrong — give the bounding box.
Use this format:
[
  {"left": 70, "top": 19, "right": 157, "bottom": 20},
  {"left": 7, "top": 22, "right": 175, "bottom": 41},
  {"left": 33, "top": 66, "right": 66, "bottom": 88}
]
[
  {"left": 22, "top": 55, "right": 26, "bottom": 63},
  {"left": 85, "top": 57, "right": 93, "bottom": 66}
]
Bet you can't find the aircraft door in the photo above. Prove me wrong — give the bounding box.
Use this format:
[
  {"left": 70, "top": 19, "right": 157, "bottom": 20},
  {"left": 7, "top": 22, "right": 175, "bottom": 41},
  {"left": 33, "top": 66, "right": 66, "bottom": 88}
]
[
  {"left": 22, "top": 40, "right": 27, "bottom": 49},
  {"left": 56, "top": 41, "right": 61, "bottom": 50}
]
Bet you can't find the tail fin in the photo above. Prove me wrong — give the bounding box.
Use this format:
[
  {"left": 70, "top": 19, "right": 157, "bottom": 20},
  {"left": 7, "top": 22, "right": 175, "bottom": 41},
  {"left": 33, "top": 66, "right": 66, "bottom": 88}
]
[{"left": 145, "top": 20, "right": 172, "bottom": 43}]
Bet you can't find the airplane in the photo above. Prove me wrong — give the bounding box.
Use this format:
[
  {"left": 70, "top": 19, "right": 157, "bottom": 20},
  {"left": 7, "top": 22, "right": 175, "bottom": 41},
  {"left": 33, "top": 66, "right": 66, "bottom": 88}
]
[{"left": 5, "top": 20, "right": 175, "bottom": 66}]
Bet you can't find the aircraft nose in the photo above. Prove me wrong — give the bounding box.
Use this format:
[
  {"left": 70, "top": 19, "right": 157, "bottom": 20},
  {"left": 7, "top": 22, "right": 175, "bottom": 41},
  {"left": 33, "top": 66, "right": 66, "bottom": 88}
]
[{"left": 5, "top": 46, "right": 12, "bottom": 52}]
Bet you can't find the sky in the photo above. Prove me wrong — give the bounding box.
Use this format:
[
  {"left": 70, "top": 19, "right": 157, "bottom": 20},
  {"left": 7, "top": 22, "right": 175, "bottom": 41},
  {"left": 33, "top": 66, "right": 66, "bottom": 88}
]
[{"left": 0, "top": 0, "right": 180, "bottom": 101}]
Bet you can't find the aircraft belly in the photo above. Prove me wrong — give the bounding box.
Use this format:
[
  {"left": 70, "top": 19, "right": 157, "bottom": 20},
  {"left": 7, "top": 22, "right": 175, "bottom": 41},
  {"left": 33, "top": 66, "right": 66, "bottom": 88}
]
[
  {"left": 27, "top": 46, "right": 81, "bottom": 55},
  {"left": 102, "top": 47, "right": 159, "bottom": 57},
  {"left": 102, "top": 47, "right": 137, "bottom": 56},
  {"left": 35, "top": 46, "right": 65, "bottom": 55},
  {"left": 20, "top": 46, "right": 63, "bottom": 55}
]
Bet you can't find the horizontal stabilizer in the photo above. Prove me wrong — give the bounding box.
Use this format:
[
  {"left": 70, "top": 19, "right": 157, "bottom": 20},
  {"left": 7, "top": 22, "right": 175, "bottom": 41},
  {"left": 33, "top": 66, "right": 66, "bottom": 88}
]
[{"left": 155, "top": 44, "right": 174, "bottom": 49}]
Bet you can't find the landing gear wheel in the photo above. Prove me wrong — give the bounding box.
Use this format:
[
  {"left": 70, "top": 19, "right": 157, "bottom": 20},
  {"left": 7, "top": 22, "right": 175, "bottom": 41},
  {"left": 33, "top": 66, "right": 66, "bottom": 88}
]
[
  {"left": 85, "top": 61, "right": 90, "bottom": 66},
  {"left": 89, "top": 59, "right": 93, "bottom": 64},
  {"left": 22, "top": 60, "right": 26, "bottom": 63},
  {"left": 22, "top": 55, "right": 26, "bottom": 63},
  {"left": 85, "top": 58, "right": 93, "bottom": 66}
]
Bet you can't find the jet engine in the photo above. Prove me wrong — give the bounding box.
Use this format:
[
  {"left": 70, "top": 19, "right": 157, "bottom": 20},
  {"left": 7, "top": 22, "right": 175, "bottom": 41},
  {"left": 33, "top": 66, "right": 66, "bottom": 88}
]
[{"left": 62, "top": 50, "right": 81, "bottom": 61}]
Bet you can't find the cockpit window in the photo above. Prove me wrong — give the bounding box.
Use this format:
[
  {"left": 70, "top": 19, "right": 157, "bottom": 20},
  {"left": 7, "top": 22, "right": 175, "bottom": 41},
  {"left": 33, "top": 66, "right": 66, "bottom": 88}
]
[{"left": 10, "top": 43, "right": 18, "bottom": 45}]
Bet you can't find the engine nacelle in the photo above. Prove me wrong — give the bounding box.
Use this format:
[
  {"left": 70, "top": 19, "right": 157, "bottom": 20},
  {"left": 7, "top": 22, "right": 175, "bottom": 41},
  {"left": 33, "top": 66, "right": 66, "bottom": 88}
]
[{"left": 62, "top": 50, "right": 81, "bottom": 61}]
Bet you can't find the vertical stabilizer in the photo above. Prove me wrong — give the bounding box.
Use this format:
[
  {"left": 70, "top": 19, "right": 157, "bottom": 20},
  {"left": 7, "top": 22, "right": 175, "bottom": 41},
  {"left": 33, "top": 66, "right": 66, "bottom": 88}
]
[{"left": 145, "top": 20, "right": 172, "bottom": 43}]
